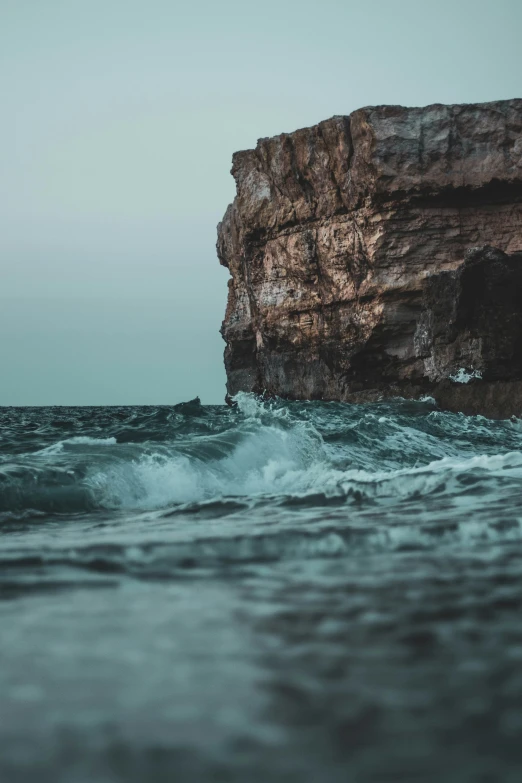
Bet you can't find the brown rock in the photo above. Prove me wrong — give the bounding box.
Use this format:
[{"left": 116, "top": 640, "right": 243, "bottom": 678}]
[{"left": 217, "top": 100, "right": 522, "bottom": 417}]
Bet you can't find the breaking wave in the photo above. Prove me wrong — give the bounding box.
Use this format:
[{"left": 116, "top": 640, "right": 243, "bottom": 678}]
[{"left": 2, "top": 394, "right": 522, "bottom": 523}]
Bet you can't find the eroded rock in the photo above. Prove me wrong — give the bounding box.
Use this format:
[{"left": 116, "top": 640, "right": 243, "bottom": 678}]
[{"left": 218, "top": 100, "right": 522, "bottom": 417}]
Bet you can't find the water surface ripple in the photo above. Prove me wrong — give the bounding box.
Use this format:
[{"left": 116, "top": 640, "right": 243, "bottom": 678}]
[{"left": 2, "top": 395, "right": 522, "bottom": 782}]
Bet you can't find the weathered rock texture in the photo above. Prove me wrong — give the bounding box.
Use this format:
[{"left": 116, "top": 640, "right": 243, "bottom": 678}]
[{"left": 218, "top": 100, "right": 522, "bottom": 417}]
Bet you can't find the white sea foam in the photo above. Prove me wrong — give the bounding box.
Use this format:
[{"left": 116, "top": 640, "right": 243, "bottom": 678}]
[
  {"left": 66, "top": 436, "right": 117, "bottom": 446},
  {"left": 35, "top": 436, "right": 117, "bottom": 456},
  {"left": 449, "top": 368, "right": 483, "bottom": 384}
]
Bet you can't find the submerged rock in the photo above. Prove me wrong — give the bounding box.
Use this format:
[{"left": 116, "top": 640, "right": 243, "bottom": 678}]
[{"left": 217, "top": 100, "right": 522, "bottom": 417}]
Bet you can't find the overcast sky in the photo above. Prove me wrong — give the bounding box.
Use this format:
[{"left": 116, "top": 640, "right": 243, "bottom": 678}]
[{"left": 1, "top": 0, "right": 521, "bottom": 405}]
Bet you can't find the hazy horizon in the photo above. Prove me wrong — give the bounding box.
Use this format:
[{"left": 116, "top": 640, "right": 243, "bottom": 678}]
[{"left": 1, "top": 0, "right": 521, "bottom": 405}]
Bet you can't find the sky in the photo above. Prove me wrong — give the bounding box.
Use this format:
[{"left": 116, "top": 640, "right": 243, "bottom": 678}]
[{"left": 1, "top": 0, "right": 521, "bottom": 405}]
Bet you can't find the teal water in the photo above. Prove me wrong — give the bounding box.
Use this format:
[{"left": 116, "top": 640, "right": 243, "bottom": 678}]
[{"left": 2, "top": 394, "right": 522, "bottom": 782}]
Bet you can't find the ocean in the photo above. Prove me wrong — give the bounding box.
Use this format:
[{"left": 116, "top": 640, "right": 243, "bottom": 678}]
[{"left": 2, "top": 393, "right": 522, "bottom": 782}]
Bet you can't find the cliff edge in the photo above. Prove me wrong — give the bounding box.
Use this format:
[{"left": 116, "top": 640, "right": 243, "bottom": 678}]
[{"left": 218, "top": 100, "right": 522, "bottom": 417}]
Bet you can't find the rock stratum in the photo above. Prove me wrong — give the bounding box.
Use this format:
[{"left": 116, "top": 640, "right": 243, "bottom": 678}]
[{"left": 218, "top": 100, "right": 522, "bottom": 417}]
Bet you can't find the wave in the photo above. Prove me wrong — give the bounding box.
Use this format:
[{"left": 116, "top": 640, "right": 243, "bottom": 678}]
[
  {"left": 35, "top": 436, "right": 118, "bottom": 456},
  {"left": 3, "top": 510, "right": 522, "bottom": 583},
  {"left": 1, "top": 394, "right": 522, "bottom": 516}
]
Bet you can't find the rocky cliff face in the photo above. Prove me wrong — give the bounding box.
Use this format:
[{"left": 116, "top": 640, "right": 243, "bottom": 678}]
[{"left": 218, "top": 100, "right": 522, "bottom": 417}]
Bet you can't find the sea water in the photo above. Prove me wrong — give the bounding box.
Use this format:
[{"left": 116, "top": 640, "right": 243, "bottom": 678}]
[{"left": 2, "top": 394, "right": 522, "bottom": 782}]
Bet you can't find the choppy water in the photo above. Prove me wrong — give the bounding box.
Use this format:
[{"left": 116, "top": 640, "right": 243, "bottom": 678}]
[{"left": 2, "top": 394, "right": 522, "bottom": 782}]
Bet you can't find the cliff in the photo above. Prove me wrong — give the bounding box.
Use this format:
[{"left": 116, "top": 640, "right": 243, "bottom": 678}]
[{"left": 217, "top": 100, "right": 522, "bottom": 417}]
